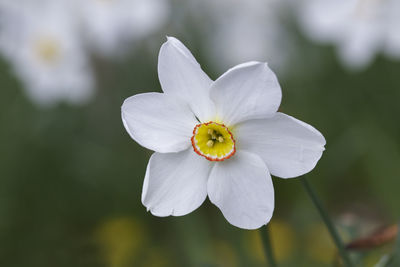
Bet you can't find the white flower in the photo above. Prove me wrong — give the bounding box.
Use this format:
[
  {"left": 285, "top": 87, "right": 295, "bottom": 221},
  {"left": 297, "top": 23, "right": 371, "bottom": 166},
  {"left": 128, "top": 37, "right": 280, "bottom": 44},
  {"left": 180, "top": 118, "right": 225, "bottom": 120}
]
[
  {"left": 0, "top": 1, "right": 94, "bottom": 106},
  {"left": 74, "top": 0, "right": 170, "bottom": 57},
  {"left": 187, "top": 0, "right": 292, "bottom": 73},
  {"left": 298, "top": 0, "right": 400, "bottom": 69},
  {"left": 121, "top": 37, "right": 326, "bottom": 229}
]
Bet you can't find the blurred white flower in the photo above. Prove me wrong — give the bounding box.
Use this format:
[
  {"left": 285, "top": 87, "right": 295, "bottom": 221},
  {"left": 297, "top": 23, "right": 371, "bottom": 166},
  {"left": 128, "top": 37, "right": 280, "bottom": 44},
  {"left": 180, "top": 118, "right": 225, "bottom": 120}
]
[
  {"left": 299, "top": 0, "right": 400, "bottom": 69},
  {"left": 0, "top": 1, "right": 94, "bottom": 106},
  {"left": 75, "top": 0, "right": 170, "bottom": 57},
  {"left": 0, "top": 0, "right": 170, "bottom": 106},
  {"left": 122, "top": 37, "right": 326, "bottom": 229},
  {"left": 188, "top": 0, "right": 293, "bottom": 73}
]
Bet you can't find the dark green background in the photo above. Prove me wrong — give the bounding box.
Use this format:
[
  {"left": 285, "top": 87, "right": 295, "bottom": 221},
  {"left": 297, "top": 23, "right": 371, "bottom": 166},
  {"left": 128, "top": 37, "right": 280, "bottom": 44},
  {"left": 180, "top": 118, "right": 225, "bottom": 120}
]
[{"left": 0, "top": 9, "right": 399, "bottom": 267}]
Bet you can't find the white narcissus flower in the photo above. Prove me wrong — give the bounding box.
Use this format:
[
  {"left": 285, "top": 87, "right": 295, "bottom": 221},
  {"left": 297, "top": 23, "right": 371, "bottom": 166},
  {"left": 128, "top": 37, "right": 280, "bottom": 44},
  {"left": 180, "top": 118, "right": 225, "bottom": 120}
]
[
  {"left": 187, "top": 0, "right": 292, "bottom": 73},
  {"left": 74, "top": 0, "right": 170, "bottom": 57},
  {"left": 298, "top": 0, "right": 400, "bottom": 69},
  {"left": 0, "top": 1, "right": 94, "bottom": 106},
  {"left": 121, "top": 37, "right": 326, "bottom": 229}
]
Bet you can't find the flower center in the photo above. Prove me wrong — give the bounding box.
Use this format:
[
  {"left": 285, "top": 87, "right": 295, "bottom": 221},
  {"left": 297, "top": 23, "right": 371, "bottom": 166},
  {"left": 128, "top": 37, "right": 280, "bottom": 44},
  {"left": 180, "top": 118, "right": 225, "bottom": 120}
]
[
  {"left": 34, "top": 38, "right": 60, "bottom": 64},
  {"left": 191, "top": 122, "right": 236, "bottom": 161}
]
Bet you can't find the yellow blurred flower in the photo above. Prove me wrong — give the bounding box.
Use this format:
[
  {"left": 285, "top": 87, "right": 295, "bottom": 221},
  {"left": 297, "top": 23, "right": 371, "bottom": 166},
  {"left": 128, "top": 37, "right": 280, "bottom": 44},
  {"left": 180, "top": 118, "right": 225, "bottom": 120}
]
[
  {"left": 141, "top": 247, "right": 173, "bottom": 267},
  {"left": 304, "top": 222, "right": 336, "bottom": 263},
  {"left": 95, "top": 216, "right": 146, "bottom": 267},
  {"left": 245, "top": 219, "right": 296, "bottom": 263}
]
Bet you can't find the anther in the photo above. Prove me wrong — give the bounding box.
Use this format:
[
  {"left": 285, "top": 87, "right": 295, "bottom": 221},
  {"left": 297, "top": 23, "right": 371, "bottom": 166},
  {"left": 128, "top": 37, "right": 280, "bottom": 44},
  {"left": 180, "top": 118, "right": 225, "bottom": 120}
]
[{"left": 191, "top": 122, "right": 236, "bottom": 161}]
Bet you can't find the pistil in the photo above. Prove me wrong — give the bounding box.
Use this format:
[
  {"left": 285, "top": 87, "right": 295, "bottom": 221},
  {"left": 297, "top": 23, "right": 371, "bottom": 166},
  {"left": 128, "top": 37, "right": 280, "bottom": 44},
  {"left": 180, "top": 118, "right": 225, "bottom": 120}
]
[{"left": 207, "top": 140, "right": 214, "bottom": 147}]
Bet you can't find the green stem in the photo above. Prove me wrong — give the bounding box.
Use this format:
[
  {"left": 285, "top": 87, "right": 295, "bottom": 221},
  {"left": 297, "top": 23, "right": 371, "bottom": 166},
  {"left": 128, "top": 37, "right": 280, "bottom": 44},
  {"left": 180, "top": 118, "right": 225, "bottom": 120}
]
[
  {"left": 259, "top": 225, "right": 277, "bottom": 267},
  {"left": 300, "top": 176, "right": 354, "bottom": 267}
]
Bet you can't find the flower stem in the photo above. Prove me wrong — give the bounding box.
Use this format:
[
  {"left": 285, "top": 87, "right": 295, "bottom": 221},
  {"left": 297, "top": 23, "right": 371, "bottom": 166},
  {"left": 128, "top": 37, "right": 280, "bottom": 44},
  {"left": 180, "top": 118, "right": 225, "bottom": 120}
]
[
  {"left": 300, "top": 176, "right": 354, "bottom": 267},
  {"left": 260, "top": 225, "right": 277, "bottom": 267}
]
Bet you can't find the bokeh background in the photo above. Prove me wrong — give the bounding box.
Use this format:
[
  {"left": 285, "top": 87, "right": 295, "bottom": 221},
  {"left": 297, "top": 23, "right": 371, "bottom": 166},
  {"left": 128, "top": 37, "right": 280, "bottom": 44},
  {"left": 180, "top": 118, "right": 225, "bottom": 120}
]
[{"left": 0, "top": 0, "right": 399, "bottom": 266}]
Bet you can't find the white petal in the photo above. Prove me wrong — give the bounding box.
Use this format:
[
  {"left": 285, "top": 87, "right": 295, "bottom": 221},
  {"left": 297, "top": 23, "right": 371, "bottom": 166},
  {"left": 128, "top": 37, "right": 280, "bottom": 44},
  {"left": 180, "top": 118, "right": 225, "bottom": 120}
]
[
  {"left": 121, "top": 92, "right": 197, "bottom": 153},
  {"left": 210, "top": 62, "right": 282, "bottom": 126},
  {"left": 207, "top": 151, "right": 274, "bottom": 229},
  {"left": 142, "top": 149, "right": 212, "bottom": 216},
  {"left": 158, "top": 37, "right": 215, "bottom": 122},
  {"left": 337, "top": 26, "right": 379, "bottom": 69},
  {"left": 236, "top": 113, "right": 326, "bottom": 179}
]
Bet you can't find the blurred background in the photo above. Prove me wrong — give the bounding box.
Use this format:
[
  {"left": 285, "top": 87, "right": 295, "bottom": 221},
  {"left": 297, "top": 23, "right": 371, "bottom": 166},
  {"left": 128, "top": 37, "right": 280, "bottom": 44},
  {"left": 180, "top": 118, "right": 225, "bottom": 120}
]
[{"left": 0, "top": 0, "right": 399, "bottom": 266}]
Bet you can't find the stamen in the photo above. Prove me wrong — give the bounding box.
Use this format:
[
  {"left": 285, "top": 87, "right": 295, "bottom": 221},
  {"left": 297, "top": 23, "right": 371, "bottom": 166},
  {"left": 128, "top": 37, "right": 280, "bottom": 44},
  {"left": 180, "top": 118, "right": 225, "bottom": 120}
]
[
  {"left": 191, "top": 121, "right": 236, "bottom": 162},
  {"left": 208, "top": 129, "right": 217, "bottom": 139},
  {"left": 35, "top": 38, "right": 60, "bottom": 64}
]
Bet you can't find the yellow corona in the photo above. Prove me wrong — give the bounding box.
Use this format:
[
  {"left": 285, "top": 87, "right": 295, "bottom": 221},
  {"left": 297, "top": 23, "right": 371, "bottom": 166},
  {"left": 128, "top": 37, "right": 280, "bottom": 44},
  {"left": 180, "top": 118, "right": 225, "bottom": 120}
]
[{"left": 191, "top": 122, "right": 236, "bottom": 161}]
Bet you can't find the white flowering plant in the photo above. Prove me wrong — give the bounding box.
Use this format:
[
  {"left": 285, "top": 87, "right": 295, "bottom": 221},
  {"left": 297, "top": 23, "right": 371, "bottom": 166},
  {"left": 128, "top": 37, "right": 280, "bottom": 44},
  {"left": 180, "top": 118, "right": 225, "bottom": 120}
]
[{"left": 121, "top": 37, "right": 326, "bottom": 230}]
